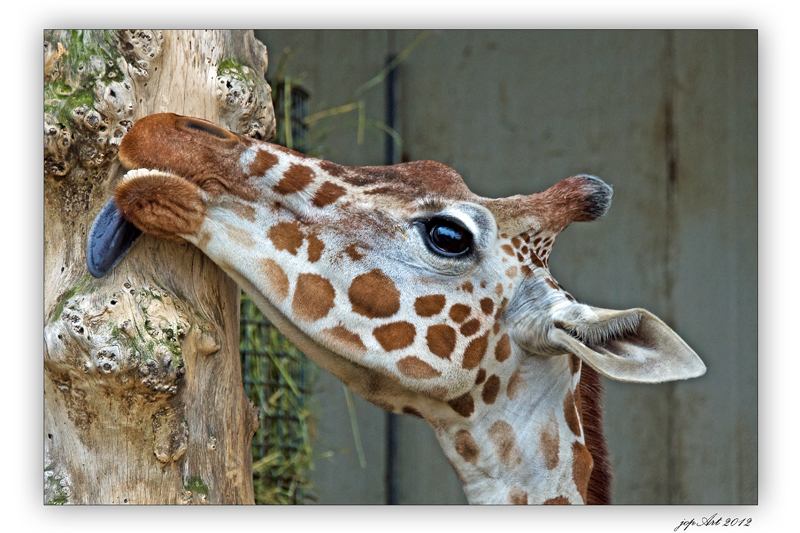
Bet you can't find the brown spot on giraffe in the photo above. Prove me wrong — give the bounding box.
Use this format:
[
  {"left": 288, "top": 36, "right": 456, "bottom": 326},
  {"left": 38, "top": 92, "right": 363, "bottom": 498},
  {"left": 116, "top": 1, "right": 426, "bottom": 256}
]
[
  {"left": 509, "top": 488, "right": 528, "bottom": 505},
  {"left": 363, "top": 185, "right": 395, "bottom": 196},
  {"left": 306, "top": 233, "right": 325, "bottom": 263},
  {"left": 511, "top": 236, "right": 522, "bottom": 249},
  {"left": 197, "top": 230, "right": 211, "bottom": 250},
  {"left": 312, "top": 181, "right": 347, "bottom": 207},
  {"left": 396, "top": 356, "right": 441, "bottom": 379},
  {"left": 428, "top": 386, "right": 449, "bottom": 401},
  {"left": 462, "top": 332, "right": 489, "bottom": 370},
  {"left": 414, "top": 294, "right": 446, "bottom": 317},
  {"left": 318, "top": 159, "right": 346, "bottom": 177},
  {"left": 494, "top": 333, "right": 511, "bottom": 362},
  {"left": 454, "top": 429, "right": 479, "bottom": 464},
  {"left": 225, "top": 224, "right": 256, "bottom": 248},
  {"left": 267, "top": 221, "right": 305, "bottom": 255},
  {"left": 426, "top": 324, "right": 457, "bottom": 360},
  {"left": 448, "top": 304, "right": 472, "bottom": 323},
  {"left": 474, "top": 368, "right": 487, "bottom": 385},
  {"left": 461, "top": 280, "right": 474, "bottom": 293},
  {"left": 494, "top": 298, "right": 509, "bottom": 319},
  {"left": 479, "top": 298, "right": 494, "bottom": 315},
  {"left": 540, "top": 417, "right": 560, "bottom": 470},
  {"left": 348, "top": 269, "right": 401, "bottom": 318},
  {"left": 545, "top": 278, "right": 559, "bottom": 290},
  {"left": 448, "top": 392, "right": 475, "bottom": 418},
  {"left": 402, "top": 406, "right": 423, "bottom": 419},
  {"left": 342, "top": 243, "right": 366, "bottom": 262},
  {"left": 572, "top": 441, "right": 594, "bottom": 503},
  {"left": 543, "top": 496, "right": 570, "bottom": 505},
  {"left": 531, "top": 253, "right": 544, "bottom": 268},
  {"left": 247, "top": 149, "right": 279, "bottom": 176},
  {"left": 481, "top": 374, "right": 501, "bottom": 404},
  {"left": 273, "top": 163, "right": 314, "bottom": 195},
  {"left": 564, "top": 389, "right": 582, "bottom": 437},
  {"left": 260, "top": 258, "right": 289, "bottom": 302},
  {"left": 220, "top": 199, "right": 256, "bottom": 222},
  {"left": 569, "top": 354, "right": 581, "bottom": 374},
  {"left": 501, "top": 244, "right": 515, "bottom": 256},
  {"left": 321, "top": 325, "right": 366, "bottom": 355},
  {"left": 373, "top": 321, "right": 416, "bottom": 351},
  {"left": 507, "top": 368, "right": 522, "bottom": 400},
  {"left": 292, "top": 273, "right": 336, "bottom": 322},
  {"left": 506, "top": 266, "right": 518, "bottom": 278},
  {"left": 488, "top": 420, "right": 522, "bottom": 467},
  {"left": 495, "top": 283, "right": 504, "bottom": 297},
  {"left": 459, "top": 318, "right": 481, "bottom": 337}
]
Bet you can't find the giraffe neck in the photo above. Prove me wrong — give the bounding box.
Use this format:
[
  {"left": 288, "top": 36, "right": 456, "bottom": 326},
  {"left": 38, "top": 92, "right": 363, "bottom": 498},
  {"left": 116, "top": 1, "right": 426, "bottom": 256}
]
[{"left": 434, "top": 353, "right": 593, "bottom": 504}]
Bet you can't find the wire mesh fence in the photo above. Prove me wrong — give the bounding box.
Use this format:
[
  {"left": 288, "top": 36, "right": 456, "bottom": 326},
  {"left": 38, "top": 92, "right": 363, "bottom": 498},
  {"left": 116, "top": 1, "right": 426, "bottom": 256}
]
[
  {"left": 239, "top": 78, "right": 314, "bottom": 504},
  {"left": 240, "top": 293, "right": 314, "bottom": 504}
]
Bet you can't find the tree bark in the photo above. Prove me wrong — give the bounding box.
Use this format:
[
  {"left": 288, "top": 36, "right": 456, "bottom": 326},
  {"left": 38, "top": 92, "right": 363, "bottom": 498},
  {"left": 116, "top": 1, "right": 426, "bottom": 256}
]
[{"left": 43, "top": 30, "right": 275, "bottom": 504}]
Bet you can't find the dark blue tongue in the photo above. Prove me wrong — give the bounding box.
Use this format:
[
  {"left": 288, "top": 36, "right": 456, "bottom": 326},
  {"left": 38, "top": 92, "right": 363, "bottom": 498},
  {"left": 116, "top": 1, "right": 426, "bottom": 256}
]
[{"left": 86, "top": 198, "right": 142, "bottom": 278}]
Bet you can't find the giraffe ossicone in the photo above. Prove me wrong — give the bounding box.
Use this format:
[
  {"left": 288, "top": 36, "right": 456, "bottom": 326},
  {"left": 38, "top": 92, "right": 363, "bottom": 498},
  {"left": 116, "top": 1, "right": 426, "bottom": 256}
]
[{"left": 87, "top": 113, "right": 705, "bottom": 504}]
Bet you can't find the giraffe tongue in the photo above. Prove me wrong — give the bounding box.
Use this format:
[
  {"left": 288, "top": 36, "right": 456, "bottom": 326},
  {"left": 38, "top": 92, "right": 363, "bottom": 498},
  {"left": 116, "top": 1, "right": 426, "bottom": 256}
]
[{"left": 86, "top": 197, "right": 142, "bottom": 278}]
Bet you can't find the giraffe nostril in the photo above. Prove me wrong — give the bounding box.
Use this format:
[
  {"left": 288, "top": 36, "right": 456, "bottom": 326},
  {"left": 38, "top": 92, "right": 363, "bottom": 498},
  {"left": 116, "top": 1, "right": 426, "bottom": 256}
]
[{"left": 176, "top": 117, "right": 237, "bottom": 142}]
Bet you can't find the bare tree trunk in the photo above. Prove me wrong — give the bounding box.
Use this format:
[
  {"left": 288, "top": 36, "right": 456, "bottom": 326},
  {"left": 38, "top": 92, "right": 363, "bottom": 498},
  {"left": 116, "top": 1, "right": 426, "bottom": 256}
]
[{"left": 43, "top": 30, "right": 275, "bottom": 504}]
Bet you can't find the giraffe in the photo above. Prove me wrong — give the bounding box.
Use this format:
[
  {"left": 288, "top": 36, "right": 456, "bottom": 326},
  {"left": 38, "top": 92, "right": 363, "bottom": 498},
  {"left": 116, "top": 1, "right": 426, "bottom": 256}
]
[{"left": 87, "top": 113, "right": 706, "bottom": 504}]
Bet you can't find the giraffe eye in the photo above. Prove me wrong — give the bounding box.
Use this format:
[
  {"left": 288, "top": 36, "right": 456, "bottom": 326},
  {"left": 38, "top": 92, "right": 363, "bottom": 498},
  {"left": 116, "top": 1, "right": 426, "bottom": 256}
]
[{"left": 423, "top": 217, "right": 473, "bottom": 257}]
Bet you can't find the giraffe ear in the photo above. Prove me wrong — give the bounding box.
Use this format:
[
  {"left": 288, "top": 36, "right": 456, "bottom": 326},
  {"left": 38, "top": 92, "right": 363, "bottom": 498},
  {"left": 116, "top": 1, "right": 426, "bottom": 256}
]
[{"left": 546, "top": 306, "right": 706, "bottom": 383}]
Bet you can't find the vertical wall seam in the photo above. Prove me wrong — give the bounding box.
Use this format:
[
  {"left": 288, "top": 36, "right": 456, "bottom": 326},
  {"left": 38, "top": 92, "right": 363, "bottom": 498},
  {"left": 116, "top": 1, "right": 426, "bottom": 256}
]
[{"left": 663, "top": 29, "right": 680, "bottom": 505}]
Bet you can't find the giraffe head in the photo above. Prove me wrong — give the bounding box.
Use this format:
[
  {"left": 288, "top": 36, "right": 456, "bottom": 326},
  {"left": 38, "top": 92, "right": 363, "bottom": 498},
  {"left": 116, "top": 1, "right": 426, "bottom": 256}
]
[{"left": 88, "top": 113, "right": 705, "bottom": 503}]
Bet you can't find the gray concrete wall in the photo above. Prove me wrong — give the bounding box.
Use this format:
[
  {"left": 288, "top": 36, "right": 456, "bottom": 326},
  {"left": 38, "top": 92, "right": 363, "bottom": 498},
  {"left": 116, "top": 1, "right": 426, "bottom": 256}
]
[{"left": 254, "top": 29, "right": 757, "bottom": 505}]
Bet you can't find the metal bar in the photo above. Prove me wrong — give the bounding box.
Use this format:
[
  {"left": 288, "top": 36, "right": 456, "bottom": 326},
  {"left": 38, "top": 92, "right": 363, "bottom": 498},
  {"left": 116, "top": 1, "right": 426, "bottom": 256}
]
[{"left": 384, "top": 51, "right": 400, "bottom": 506}]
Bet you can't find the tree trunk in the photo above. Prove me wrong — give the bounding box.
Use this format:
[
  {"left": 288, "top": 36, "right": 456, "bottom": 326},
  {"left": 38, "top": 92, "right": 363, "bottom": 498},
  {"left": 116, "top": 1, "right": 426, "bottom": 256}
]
[{"left": 43, "top": 30, "right": 275, "bottom": 504}]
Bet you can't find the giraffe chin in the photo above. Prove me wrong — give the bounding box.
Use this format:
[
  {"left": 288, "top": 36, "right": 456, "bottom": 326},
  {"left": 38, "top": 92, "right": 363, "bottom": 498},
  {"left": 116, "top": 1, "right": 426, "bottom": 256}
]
[{"left": 113, "top": 168, "right": 208, "bottom": 242}]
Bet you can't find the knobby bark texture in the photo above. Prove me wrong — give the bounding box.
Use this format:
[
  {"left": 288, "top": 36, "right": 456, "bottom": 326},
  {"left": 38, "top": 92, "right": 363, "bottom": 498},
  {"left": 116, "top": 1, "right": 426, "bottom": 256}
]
[{"left": 43, "top": 30, "right": 276, "bottom": 504}]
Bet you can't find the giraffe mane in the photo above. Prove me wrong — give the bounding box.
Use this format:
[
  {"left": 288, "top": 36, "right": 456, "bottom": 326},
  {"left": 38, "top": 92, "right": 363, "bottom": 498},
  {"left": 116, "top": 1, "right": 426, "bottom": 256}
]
[{"left": 578, "top": 363, "right": 613, "bottom": 504}]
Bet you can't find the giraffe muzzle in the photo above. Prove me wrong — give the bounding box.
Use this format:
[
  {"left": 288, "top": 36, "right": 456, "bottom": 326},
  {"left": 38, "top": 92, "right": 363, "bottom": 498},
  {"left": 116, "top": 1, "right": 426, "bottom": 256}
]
[{"left": 87, "top": 114, "right": 251, "bottom": 277}]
